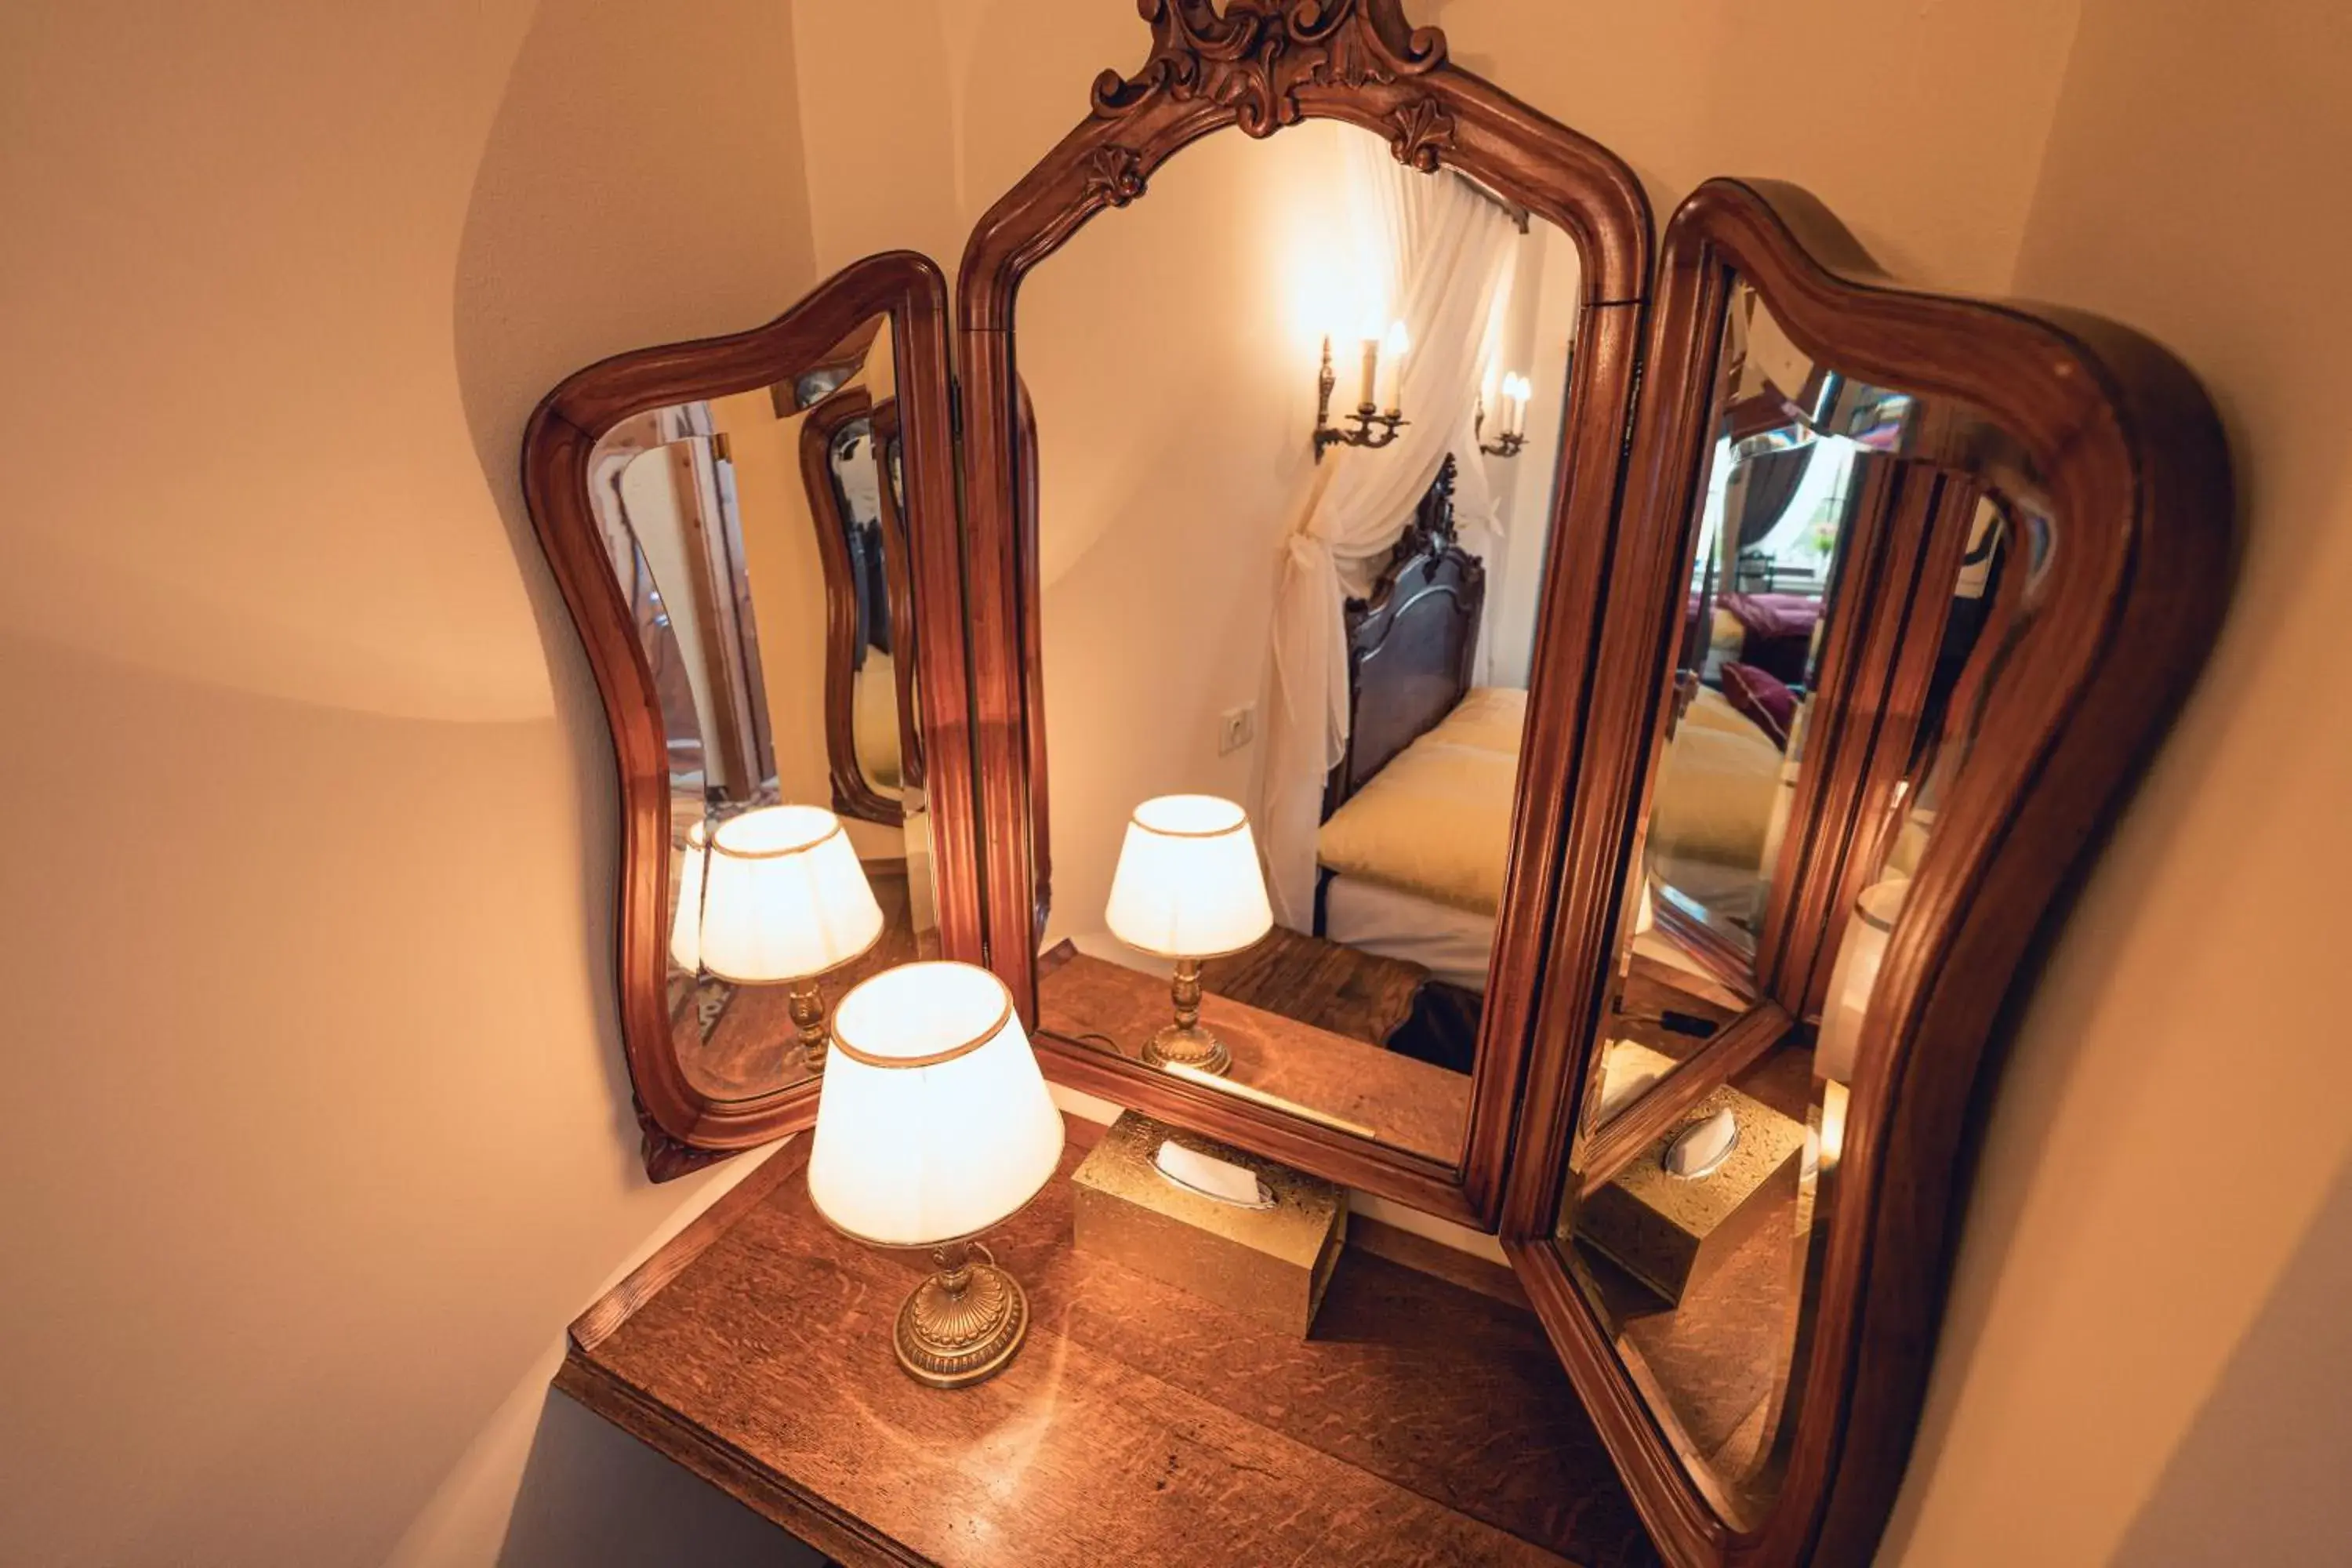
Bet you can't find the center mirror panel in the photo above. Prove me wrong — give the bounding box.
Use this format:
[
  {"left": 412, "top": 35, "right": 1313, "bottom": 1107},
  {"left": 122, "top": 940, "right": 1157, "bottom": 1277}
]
[
  {"left": 1020, "top": 120, "right": 1583, "bottom": 1167},
  {"left": 584, "top": 314, "right": 942, "bottom": 1112}
]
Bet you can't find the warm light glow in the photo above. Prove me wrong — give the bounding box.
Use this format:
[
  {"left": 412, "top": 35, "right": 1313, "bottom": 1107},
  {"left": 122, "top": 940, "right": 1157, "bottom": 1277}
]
[
  {"left": 697, "top": 804, "right": 884, "bottom": 984},
  {"left": 1815, "top": 877, "right": 1910, "bottom": 1085},
  {"left": 669, "top": 819, "right": 710, "bottom": 971},
  {"left": 1379, "top": 319, "right": 1410, "bottom": 411},
  {"left": 1105, "top": 794, "right": 1275, "bottom": 960},
  {"left": 1817, "top": 1078, "right": 1851, "bottom": 1173},
  {"left": 808, "top": 961, "right": 1065, "bottom": 1247},
  {"left": 1500, "top": 371, "right": 1533, "bottom": 437}
]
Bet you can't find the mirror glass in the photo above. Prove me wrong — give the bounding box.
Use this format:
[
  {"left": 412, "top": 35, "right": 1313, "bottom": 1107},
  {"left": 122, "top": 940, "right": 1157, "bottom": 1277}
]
[
  {"left": 1019, "top": 119, "right": 1583, "bottom": 1163},
  {"left": 1554, "top": 274, "right": 2040, "bottom": 1526},
  {"left": 583, "top": 316, "right": 940, "bottom": 1105},
  {"left": 1577, "top": 284, "right": 1918, "bottom": 1132}
]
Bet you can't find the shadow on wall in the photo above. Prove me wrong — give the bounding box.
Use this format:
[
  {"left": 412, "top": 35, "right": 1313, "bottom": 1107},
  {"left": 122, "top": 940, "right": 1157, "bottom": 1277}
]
[
  {"left": 2108, "top": 1152, "right": 2352, "bottom": 1565},
  {"left": 447, "top": 0, "right": 824, "bottom": 1168},
  {"left": 499, "top": 1388, "right": 819, "bottom": 1567}
]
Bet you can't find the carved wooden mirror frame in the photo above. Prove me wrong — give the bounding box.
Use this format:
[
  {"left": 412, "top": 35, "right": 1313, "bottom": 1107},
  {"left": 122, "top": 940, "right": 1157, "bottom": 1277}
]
[
  {"left": 1499, "top": 180, "right": 2234, "bottom": 1566},
  {"left": 521, "top": 252, "right": 982, "bottom": 1179},
  {"left": 954, "top": 0, "right": 1655, "bottom": 1225}
]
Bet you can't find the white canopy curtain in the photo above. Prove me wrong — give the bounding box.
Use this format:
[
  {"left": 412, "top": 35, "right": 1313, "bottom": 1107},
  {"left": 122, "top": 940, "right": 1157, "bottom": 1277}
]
[{"left": 1254, "top": 132, "right": 1522, "bottom": 929}]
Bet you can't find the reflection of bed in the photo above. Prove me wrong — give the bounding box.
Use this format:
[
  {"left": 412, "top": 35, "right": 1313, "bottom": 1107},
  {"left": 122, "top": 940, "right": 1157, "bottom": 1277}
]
[
  {"left": 1305, "top": 448, "right": 1787, "bottom": 989},
  {"left": 852, "top": 650, "right": 902, "bottom": 789},
  {"left": 1311, "top": 457, "right": 1509, "bottom": 993},
  {"left": 1649, "top": 686, "right": 1782, "bottom": 921}
]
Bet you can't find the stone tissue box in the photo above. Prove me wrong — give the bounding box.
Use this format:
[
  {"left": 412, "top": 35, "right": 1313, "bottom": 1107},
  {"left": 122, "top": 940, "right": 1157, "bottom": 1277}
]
[{"left": 1072, "top": 1112, "right": 1347, "bottom": 1338}]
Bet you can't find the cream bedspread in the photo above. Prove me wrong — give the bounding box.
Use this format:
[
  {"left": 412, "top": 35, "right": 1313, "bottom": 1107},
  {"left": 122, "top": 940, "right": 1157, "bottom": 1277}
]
[
  {"left": 1650, "top": 687, "right": 1780, "bottom": 866},
  {"left": 1314, "top": 683, "right": 1782, "bottom": 920},
  {"left": 1316, "top": 687, "right": 1526, "bottom": 916}
]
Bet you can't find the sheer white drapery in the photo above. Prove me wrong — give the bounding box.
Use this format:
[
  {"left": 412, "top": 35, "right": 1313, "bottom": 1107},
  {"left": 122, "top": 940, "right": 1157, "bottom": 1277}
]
[{"left": 1255, "top": 135, "right": 1520, "bottom": 928}]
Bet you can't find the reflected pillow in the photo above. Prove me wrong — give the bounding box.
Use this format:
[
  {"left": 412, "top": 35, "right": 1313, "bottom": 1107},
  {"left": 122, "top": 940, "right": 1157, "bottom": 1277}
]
[{"left": 1719, "top": 662, "right": 1794, "bottom": 750}]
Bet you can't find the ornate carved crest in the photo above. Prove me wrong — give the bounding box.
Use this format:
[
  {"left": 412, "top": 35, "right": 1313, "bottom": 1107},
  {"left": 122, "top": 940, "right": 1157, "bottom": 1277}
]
[
  {"left": 1081, "top": 144, "right": 1148, "bottom": 208},
  {"left": 1386, "top": 95, "right": 1454, "bottom": 172},
  {"left": 1092, "top": 0, "right": 1448, "bottom": 140}
]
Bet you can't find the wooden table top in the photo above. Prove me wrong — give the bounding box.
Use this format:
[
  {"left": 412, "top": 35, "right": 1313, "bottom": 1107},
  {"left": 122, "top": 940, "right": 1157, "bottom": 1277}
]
[
  {"left": 1036, "top": 948, "right": 1472, "bottom": 1165},
  {"left": 1198, "top": 923, "right": 1429, "bottom": 1047},
  {"left": 560, "top": 1118, "right": 1661, "bottom": 1568}
]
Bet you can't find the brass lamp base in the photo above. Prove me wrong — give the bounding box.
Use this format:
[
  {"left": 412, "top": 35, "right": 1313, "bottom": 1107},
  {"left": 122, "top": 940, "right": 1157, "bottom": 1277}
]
[
  {"left": 1140, "top": 956, "right": 1232, "bottom": 1076},
  {"left": 788, "top": 978, "right": 829, "bottom": 1074},
  {"left": 1141, "top": 1023, "right": 1232, "bottom": 1075},
  {"left": 894, "top": 1242, "right": 1030, "bottom": 1389}
]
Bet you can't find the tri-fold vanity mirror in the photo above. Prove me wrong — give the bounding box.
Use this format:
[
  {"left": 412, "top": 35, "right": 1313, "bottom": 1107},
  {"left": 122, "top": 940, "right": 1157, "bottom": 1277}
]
[{"left": 522, "top": 3, "right": 2231, "bottom": 1563}]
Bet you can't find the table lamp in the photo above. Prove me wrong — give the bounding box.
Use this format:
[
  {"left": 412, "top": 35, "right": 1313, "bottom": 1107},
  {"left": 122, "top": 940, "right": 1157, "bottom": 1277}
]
[
  {"left": 699, "top": 804, "right": 884, "bottom": 1073},
  {"left": 1104, "top": 794, "right": 1274, "bottom": 1076},
  {"left": 1815, "top": 876, "right": 1909, "bottom": 1086},
  {"left": 808, "top": 960, "right": 1065, "bottom": 1388}
]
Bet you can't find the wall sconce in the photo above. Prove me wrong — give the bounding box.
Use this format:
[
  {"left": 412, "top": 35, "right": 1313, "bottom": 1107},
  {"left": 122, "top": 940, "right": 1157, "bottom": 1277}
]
[
  {"left": 1478, "top": 371, "right": 1532, "bottom": 457},
  {"left": 1314, "top": 322, "right": 1410, "bottom": 461}
]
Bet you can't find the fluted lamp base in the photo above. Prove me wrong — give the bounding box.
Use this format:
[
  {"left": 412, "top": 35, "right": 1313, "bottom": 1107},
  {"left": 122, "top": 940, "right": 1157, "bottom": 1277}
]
[
  {"left": 1141, "top": 1023, "right": 1232, "bottom": 1075},
  {"left": 894, "top": 1242, "right": 1031, "bottom": 1389},
  {"left": 1139, "top": 955, "right": 1232, "bottom": 1076}
]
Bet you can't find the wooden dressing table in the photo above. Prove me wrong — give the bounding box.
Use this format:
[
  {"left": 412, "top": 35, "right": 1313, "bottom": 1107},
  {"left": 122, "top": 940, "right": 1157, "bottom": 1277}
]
[{"left": 560, "top": 1116, "right": 1661, "bottom": 1567}]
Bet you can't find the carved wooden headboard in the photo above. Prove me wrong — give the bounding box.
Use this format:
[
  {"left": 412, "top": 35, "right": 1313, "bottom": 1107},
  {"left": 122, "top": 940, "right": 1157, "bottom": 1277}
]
[{"left": 1322, "top": 455, "right": 1487, "bottom": 819}]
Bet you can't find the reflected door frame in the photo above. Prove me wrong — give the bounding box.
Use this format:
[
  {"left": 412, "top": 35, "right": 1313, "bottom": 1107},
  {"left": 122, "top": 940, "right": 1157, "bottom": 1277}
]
[{"left": 951, "top": 0, "right": 1654, "bottom": 1227}]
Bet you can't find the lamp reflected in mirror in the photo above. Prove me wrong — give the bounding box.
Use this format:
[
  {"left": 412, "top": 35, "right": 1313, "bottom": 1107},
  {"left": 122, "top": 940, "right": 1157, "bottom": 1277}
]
[
  {"left": 698, "top": 804, "right": 885, "bottom": 1075},
  {"left": 1104, "top": 795, "right": 1276, "bottom": 1076},
  {"left": 1022, "top": 115, "right": 1586, "bottom": 1167}
]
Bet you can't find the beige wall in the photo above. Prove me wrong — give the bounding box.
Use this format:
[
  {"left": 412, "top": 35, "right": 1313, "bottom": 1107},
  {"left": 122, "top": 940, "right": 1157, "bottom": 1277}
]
[
  {"left": 1, "top": 2, "right": 820, "bottom": 1564},
  {"left": 1882, "top": 0, "right": 2352, "bottom": 1561},
  {"left": 9, "top": 0, "right": 2343, "bottom": 1563}
]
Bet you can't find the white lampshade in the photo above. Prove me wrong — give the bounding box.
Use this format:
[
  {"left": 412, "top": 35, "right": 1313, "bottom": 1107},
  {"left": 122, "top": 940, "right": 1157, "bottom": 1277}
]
[
  {"left": 808, "top": 960, "right": 1065, "bottom": 1247},
  {"left": 668, "top": 819, "right": 709, "bottom": 971},
  {"left": 1815, "top": 877, "right": 1909, "bottom": 1085},
  {"left": 698, "top": 804, "right": 884, "bottom": 985},
  {"left": 1104, "top": 795, "right": 1274, "bottom": 960}
]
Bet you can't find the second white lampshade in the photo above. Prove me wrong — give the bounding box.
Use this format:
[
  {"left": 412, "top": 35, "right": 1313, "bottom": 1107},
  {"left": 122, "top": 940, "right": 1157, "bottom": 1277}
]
[
  {"left": 1815, "top": 877, "right": 1909, "bottom": 1086},
  {"left": 808, "top": 960, "right": 1065, "bottom": 1247},
  {"left": 698, "top": 804, "right": 884, "bottom": 985},
  {"left": 1105, "top": 794, "right": 1274, "bottom": 959}
]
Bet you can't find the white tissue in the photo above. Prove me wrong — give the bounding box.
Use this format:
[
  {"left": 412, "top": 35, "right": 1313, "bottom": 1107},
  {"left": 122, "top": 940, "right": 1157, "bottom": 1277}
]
[
  {"left": 1154, "top": 1140, "right": 1267, "bottom": 1207},
  {"left": 1663, "top": 1106, "right": 1740, "bottom": 1178}
]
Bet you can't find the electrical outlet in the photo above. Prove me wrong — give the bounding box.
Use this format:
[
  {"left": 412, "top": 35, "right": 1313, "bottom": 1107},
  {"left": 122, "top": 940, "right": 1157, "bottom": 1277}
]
[{"left": 1218, "top": 704, "right": 1256, "bottom": 756}]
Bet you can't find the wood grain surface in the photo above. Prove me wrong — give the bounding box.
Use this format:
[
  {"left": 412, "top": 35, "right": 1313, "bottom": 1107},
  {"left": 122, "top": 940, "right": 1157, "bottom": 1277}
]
[
  {"left": 563, "top": 1121, "right": 1661, "bottom": 1568},
  {"left": 1040, "top": 950, "right": 1469, "bottom": 1165},
  {"left": 1196, "top": 924, "right": 1429, "bottom": 1047}
]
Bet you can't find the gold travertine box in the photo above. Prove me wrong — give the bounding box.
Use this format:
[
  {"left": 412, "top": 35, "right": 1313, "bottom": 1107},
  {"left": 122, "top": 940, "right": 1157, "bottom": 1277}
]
[
  {"left": 1577, "top": 1084, "right": 1806, "bottom": 1305},
  {"left": 1071, "top": 1112, "right": 1347, "bottom": 1338}
]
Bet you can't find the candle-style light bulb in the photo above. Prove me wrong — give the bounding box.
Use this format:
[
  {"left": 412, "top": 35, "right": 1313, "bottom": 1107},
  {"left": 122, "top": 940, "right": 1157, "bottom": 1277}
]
[
  {"left": 1358, "top": 334, "right": 1380, "bottom": 412},
  {"left": 1381, "top": 321, "right": 1410, "bottom": 414}
]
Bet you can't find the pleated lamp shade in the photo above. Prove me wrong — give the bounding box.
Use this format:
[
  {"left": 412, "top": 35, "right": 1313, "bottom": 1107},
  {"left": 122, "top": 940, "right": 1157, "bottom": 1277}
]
[
  {"left": 1104, "top": 795, "right": 1274, "bottom": 960},
  {"left": 698, "top": 805, "right": 884, "bottom": 985},
  {"left": 808, "top": 961, "right": 1065, "bottom": 1247}
]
